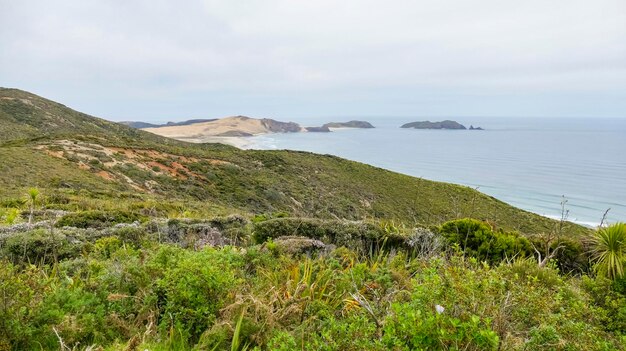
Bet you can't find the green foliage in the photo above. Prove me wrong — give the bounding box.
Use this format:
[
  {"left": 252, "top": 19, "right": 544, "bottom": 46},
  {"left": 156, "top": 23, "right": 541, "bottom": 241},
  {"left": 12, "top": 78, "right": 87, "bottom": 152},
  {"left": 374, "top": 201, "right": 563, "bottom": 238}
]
[
  {"left": 250, "top": 211, "right": 289, "bottom": 224},
  {"left": 0, "top": 239, "right": 624, "bottom": 350},
  {"left": 26, "top": 187, "right": 39, "bottom": 204},
  {"left": 439, "top": 218, "right": 534, "bottom": 264},
  {"left": 156, "top": 247, "right": 243, "bottom": 343},
  {"left": 582, "top": 275, "right": 626, "bottom": 334},
  {"left": 591, "top": 223, "right": 626, "bottom": 280},
  {"left": 383, "top": 308, "right": 498, "bottom": 350},
  {"left": 1, "top": 228, "right": 84, "bottom": 264},
  {"left": 0, "top": 207, "right": 20, "bottom": 225},
  {"left": 56, "top": 210, "right": 146, "bottom": 228},
  {"left": 253, "top": 217, "right": 408, "bottom": 252},
  {"left": 0, "top": 197, "right": 26, "bottom": 208},
  {"left": 550, "top": 238, "right": 589, "bottom": 274}
]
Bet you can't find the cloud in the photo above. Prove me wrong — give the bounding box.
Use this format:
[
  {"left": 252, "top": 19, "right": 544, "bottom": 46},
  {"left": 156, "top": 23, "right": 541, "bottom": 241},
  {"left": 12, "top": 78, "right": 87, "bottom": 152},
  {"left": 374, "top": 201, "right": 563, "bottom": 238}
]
[{"left": 1, "top": 0, "right": 625, "bottom": 120}]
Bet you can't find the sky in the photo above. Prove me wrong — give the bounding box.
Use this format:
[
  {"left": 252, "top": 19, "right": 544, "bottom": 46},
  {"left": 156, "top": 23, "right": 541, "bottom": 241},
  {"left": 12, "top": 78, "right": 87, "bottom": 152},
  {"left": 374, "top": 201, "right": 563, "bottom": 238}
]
[{"left": 1, "top": 0, "right": 625, "bottom": 122}]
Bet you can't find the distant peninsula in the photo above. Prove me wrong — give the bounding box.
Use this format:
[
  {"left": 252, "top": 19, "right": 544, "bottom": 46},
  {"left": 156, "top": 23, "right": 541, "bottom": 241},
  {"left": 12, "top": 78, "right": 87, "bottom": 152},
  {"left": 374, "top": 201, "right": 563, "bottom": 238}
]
[
  {"left": 121, "top": 118, "right": 218, "bottom": 129},
  {"left": 140, "top": 116, "right": 302, "bottom": 143},
  {"left": 135, "top": 117, "right": 378, "bottom": 145}
]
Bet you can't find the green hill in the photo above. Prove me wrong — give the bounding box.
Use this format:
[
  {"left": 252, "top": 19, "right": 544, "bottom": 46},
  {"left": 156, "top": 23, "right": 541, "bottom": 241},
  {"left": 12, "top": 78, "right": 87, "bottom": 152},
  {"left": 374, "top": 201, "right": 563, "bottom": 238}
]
[
  {"left": 0, "top": 88, "right": 180, "bottom": 147},
  {"left": 0, "top": 87, "right": 586, "bottom": 236}
]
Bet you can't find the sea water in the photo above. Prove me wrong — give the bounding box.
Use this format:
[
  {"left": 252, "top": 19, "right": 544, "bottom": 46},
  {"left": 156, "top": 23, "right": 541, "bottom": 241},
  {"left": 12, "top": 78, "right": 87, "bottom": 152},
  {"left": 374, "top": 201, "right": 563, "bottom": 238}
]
[{"left": 245, "top": 117, "right": 626, "bottom": 226}]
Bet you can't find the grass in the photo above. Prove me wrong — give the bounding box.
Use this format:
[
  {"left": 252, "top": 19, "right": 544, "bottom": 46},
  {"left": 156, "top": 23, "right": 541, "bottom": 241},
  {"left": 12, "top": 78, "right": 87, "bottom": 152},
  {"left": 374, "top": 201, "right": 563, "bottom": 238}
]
[{"left": 0, "top": 144, "right": 589, "bottom": 237}]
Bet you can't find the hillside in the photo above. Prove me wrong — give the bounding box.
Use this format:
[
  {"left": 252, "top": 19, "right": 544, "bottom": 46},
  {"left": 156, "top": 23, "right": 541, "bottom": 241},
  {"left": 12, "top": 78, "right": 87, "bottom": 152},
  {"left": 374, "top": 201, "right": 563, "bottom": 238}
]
[
  {"left": 0, "top": 88, "right": 185, "bottom": 149},
  {"left": 0, "top": 88, "right": 589, "bottom": 236}
]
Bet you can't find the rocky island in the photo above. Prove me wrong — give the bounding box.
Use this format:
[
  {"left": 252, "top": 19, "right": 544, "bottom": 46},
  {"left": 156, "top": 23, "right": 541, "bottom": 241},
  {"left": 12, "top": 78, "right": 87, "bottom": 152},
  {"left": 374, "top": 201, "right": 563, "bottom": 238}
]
[
  {"left": 305, "top": 126, "right": 331, "bottom": 132},
  {"left": 322, "top": 120, "right": 375, "bottom": 129},
  {"left": 401, "top": 120, "right": 467, "bottom": 129}
]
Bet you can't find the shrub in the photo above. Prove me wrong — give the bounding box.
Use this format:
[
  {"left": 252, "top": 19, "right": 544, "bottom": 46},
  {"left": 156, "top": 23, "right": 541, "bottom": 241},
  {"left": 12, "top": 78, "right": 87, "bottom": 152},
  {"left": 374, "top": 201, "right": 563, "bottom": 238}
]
[
  {"left": 1, "top": 229, "right": 84, "bottom": 264},
  {"left": 581, "top": 275, "right": 626, "bottom": 333},
  {"left": 56, "top": 210, "right": 146, "bottom": 229},
  {"left": 406, "top": 227, "right": 443, "bottom": 258},
  {"left": 590, "top": 223, "right": 626, "bottom": 280},
  {"left": 106, "top": 224, "right": 147, "bottom": 246},
  {"left": 0, "top": 263, "right": 59, "bottom": 349},
  {"left": 155, "top": 248, "right": 243, "bottom": 342},
  {"left": 0, "top": 208, "right": 20, "bottom": 225},
  {"left": 550, "top": 238, "right": 589, "bottom": 274},
  {"left": 439, "top": 218, "right": 533, "bottom": 264},
  {"left": 0, "top": 197, "right": 26, "bottom": 208},
  {"left": 252, "top": 218, "right": 408, "bottom": 252}
]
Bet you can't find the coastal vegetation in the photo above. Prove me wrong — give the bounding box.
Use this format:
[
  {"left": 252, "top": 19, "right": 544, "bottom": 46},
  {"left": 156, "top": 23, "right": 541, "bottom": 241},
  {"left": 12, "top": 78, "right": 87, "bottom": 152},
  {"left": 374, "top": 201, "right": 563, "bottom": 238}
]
[{"left": 1, "top": 88, "right": 624, "bottom": 350}]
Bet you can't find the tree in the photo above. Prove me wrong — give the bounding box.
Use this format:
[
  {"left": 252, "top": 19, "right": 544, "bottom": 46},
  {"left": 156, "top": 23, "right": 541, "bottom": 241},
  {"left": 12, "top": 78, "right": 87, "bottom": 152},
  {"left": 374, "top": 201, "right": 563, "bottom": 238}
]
[
  {"left": 591, "top": 222, "right": 626, "bottom": 280},
  {"left": 27, "top": 188, "right": 40, "bottom": 224}
]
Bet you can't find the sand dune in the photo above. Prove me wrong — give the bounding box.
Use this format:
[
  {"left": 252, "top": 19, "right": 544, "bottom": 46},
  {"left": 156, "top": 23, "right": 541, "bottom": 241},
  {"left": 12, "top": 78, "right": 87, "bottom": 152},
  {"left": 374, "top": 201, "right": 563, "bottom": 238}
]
[{"left": 142, "top": 116, "right": 280, "bottom": 138}]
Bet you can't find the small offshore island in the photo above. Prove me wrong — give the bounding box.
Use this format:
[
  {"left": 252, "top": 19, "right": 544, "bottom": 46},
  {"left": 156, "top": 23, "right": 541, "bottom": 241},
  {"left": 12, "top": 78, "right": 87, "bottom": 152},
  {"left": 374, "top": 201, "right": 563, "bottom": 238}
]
[
  {"left": 401, "top": 120, "right": 483, "bottom": 130},
  {"left": 323, "top": 120, "right": 375, "bottom": 129}
]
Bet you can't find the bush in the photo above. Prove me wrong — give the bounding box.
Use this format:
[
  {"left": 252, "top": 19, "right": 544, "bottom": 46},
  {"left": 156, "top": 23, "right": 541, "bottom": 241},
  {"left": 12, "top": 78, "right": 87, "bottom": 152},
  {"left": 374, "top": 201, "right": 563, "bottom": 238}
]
[
  {"left": 0, "top": 208, "right": 20, "bottom": 225},
  {"left": 155, "top": 247, "right": 243, "bottom": 342},
  {"left": 550, "top": 238, "right": 589, "bottom": 274},
  {"left": 590, "top": 223, "right": 626, "bottom": 280},
  {"left": 581, "top": 275, "right": 626, "bottom": 333},
  {"left": 253, "top": 218, "right": 408, "bottom": 252},
  {"left": 1, "top": 229, "right": 84, "bottom": 264},
  {"left": 439, "top": 218, "right": 533, "bottom": 264},
  {"left": 0, "top": 263, "right": 48, "bottom": 349},
  {"left": 56, "top": 210, "right": 146, "bottom": 229},
  {"left": 406, "top": 227, "right": 443, "bottom": 258}
]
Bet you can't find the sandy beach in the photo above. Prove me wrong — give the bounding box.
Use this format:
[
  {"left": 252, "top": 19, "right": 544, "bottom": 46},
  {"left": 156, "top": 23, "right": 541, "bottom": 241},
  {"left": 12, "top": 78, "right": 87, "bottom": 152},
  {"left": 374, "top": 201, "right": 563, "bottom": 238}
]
[{"left": 175, "top": 135, "right": 254, "bottom": 149}]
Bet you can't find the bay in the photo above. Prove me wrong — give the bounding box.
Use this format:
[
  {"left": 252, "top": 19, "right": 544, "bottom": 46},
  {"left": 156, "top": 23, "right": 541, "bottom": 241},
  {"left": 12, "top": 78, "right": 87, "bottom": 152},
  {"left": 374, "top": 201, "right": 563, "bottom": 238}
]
[{"left": 246, "top": 117, "right": 626, "bottom": 226}]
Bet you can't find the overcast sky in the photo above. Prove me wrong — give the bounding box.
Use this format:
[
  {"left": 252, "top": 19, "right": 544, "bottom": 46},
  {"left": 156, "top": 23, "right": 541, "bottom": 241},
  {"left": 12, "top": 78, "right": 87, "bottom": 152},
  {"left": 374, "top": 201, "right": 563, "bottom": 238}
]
[{"left": 1, "top": 0, "right": 625, "bottom": 122}]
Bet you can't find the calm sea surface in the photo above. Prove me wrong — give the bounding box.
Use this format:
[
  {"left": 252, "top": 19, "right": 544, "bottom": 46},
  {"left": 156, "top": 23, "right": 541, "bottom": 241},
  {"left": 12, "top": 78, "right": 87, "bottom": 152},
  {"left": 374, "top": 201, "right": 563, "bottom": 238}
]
[{"left": 245, "top": 117, "right": 626, "bottom": 226}]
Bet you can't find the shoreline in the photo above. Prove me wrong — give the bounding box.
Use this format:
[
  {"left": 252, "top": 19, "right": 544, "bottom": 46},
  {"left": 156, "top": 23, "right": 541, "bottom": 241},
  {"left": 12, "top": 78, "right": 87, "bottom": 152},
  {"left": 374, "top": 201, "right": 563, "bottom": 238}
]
[
  {"left": 155, "top": 125, "right": 622, "bottom": 226},
  {"left": 177, "top": 135, "right": 256, "bottom": 149}
]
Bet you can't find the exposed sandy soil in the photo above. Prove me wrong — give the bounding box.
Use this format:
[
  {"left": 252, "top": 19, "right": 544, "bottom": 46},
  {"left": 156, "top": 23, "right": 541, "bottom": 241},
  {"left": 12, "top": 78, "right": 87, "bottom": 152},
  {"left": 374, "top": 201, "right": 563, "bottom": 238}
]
[
  {"left": 175, "top": 136, "right": 257, "bottom": 148},
  {"left": 96, "top": 170, "right": 115, "bottom": 181},
  {"left": 35, "top": 140, "right": 233, "bottom": 191}
]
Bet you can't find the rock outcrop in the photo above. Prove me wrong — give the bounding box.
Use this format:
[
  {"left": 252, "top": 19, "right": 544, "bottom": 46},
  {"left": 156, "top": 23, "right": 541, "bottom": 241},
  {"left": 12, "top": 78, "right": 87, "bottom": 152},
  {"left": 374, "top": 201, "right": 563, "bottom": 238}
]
[
  {"left": 401, "top": 120, "right": 466, "bottom": 130},
  {"left": 305, "top": 126, "right": 331, "bottom": 132},
  {"left": 322, "top": 120, "right": 375, "bottom": 129}
]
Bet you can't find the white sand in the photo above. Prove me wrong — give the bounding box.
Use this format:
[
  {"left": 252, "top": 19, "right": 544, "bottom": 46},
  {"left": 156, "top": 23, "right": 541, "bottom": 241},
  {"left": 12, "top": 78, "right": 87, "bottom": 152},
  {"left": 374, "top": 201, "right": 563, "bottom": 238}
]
[{"left": 142, "top": 116, "right": 269, "bottom": 139}]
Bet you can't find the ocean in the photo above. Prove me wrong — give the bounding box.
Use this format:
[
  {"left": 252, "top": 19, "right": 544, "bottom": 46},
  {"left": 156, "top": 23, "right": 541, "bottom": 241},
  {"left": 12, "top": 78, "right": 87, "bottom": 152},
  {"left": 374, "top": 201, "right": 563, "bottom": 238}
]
[{"left": 244, "top": 117, "right": 626, "bottom": 227}]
